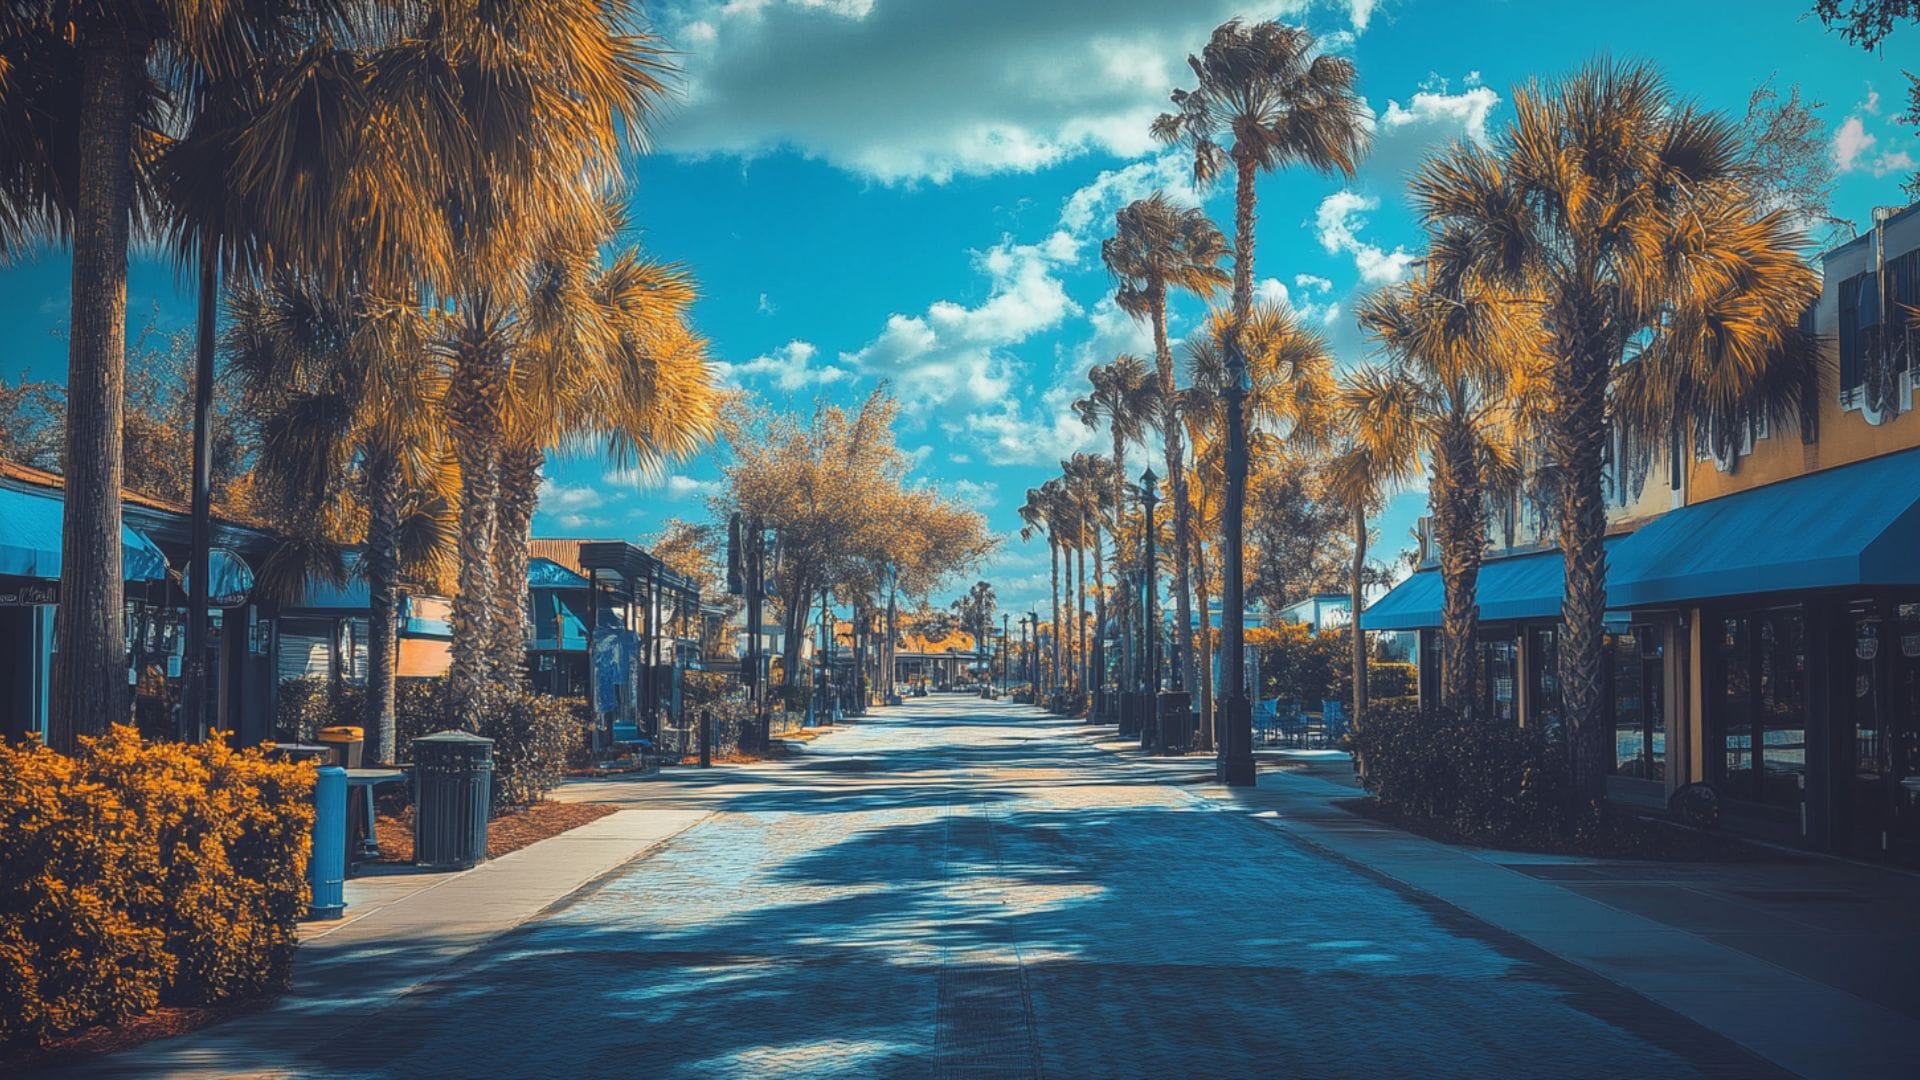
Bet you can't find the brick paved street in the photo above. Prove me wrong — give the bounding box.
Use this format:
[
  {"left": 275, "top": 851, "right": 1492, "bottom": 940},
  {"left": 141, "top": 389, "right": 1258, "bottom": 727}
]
[{"left": 175, "top": 697, "right": 1783, "bottom": 1078}]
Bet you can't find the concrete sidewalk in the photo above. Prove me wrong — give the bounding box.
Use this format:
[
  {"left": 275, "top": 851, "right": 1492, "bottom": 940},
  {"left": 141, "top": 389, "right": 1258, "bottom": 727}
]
[
  {"left": 59, "top": 807, "right": 709, "bottom": 1079},
  {"left": 1082, "top": 726, "right": 1920, "bottom": 1080}
]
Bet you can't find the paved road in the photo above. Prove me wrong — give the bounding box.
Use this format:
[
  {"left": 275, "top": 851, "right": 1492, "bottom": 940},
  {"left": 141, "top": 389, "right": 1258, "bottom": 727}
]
[{"left": 284, "top": 697, "right": 1777, "bottom": 1078}]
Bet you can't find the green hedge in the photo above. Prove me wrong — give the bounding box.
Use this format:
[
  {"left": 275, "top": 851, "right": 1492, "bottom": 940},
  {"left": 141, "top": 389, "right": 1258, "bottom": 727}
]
[
  {"left": 0, "top": 728, "right": 313, "bottom": 1049},
  {"left": 1349, "top": 701, "right": 1570, "bottom": 839}
]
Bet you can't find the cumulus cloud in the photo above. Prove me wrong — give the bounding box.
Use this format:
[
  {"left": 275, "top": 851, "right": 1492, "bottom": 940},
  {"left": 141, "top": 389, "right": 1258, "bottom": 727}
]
[
  {"left": 958, "top": 384, "right": 1101, "bottom": 466},
  {"left": 1315, "top": 191, "right": 1416, "bottom": 285},
  {"left": 1255, "top": 277, "right": 1341, "bottom": 327},
  {"left": 666, "top": 475, "right": 723, "bottom": 501},
  {"left": 1834, "top": 116, "right": 1877, "bottom": 172},
  {"left": 1365, "top": 72, "right": 1501, "bottom": 181},
  {"left": 1873, "top": 149, "right": 1916, "bottom": 178},
  {"left": 654, "top": 0, "right": 1379, "bottom": 184},
  {"left": 842, "top": 237, "right": 1079, "bottom": 406},
  {"left": 1056, "top": 153, "right": 1202, "bottom": 240},
  {"left": 715, "top": 339, "right": 853, "bottom": 391},
  {"left": 538, "top": 478, "right": 604, "bottom": 513}
]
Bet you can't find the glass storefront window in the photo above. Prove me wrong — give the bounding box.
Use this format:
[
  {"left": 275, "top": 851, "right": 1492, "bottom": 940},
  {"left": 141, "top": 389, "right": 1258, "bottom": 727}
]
[
  {"left": 1528, "top": 626, "right": 1560, "bottom": 730},
  {"left": 1482, "top": 638, "right": 1517, "bottom": 724},
  {"left": 1611, "top": 628, "right": 1665, "bottom": 780},
  {"left": 1713, "top": 609, "right": 1806, "bottom": 808}
]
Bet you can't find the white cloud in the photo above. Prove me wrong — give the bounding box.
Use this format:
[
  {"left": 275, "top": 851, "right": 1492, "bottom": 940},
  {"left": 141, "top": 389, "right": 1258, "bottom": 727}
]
[
  {"left": 1365, "top": 73, "right": 1501, "bottom": 180},
  {"left": 843, "top": 237, "right": 1078, "bottom": 406},
  {"left": 538, "top": 478, "right": 604, "bottom": 513},
  {"left": 958, "top": 384, "right": 1101, "bottom": 466},
  {"left": 1873, "top": 149, "right": 1916, "bottom": 178},
  {"left": 757, "top": 292, "right": 777, "bottom": 315},
  {"left": 1255, "top": 277, "right": 1340, "bottom": 327},
  {"left": 947, "top": 478, "right": 999, "bottom": 507},
  {"left": 1057, "top": 153, "right": 1202, "bottom": 240},
  {"left": 655, "top": 0, "right": 1373, "bottom": 184},
  {"left": 555, "top": 512, "right": 608, "bottom": 531},
  {"left": 1314, "top": 191, "right": 1415, "bottom": 285},
  {"left": 1835, "top": 116, "right": 1878, "bottom": 173},
  {"left": 715, "top": 339, "right": 853, "bottom": 391},
  {"left": 666, "top": 475, "right": 722, "bottom": 500},
  {"left": 1294, "top": 274, "right": 1334, "bottom": 294},
  {"left": 1863, "top": 85, "right": 1882, "bottom": 115}
]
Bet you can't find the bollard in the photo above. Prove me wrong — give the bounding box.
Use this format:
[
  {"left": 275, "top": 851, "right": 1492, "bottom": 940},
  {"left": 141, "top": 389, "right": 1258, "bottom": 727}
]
[
  {"left": 310, "top": 765, "right": 347, "bottom": 920},
  {"left": 699, "top": 708, "right": 712, "bottom": 769}
]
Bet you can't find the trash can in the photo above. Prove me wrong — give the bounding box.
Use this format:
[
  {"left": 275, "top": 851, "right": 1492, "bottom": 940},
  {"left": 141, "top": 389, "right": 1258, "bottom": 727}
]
[
  {"left": 317, "top": 725, "right": 365, "bottom": 769},
  {"left": 1157, "top": 691, "right": 1192, "bottom": 755},
  {"left": 411, "top": 731, "right": 493, "bottom": 870}
]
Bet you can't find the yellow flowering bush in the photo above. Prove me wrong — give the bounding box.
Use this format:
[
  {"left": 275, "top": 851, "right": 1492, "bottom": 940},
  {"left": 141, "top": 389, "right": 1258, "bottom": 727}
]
[{"left": 0, "top": 727, "right": 314, "bottom": 1049}]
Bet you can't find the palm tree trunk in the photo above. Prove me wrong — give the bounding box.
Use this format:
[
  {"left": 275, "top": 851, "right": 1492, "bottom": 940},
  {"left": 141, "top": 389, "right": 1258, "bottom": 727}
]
[
  {"left": 1091, "top": 518, "right": 1107, "bottom": 715},
  {"left": 1149, "top": 286, "right": 1196, "bottom": 694},
  {"left": 1049, "top": 539, "right": 1061, "bottom": 695},
  {"left": 1073, "top": 535, "right": 1086, "bottom": 700},
  {"left": 50, "top": 30, "right": 138, "bottom": 752},
  {"left": 492, "top": 442, "right": 542, "bottom": 689},
  {"left": 1194, "top": 530, "right": 1215, "bottom": 750},
  {"left": 363, "top": 448, "right": 402, "bottom": 764},
  {"left": 447, "top": 316, "right": 505, "bottom": 731},
  {"left": 1351, "top": 504, "right": 1369, "bottom": 735},
  {"left": 1555, "top": 338, "right": 1613, "bottom": 807},
  {"left": 1111, "top": 431, "right": 1130, "bottom": 695},
  {"left": 1434, "top": 416, "right": 1487, "bottom": 712},
  {"left": 1215, "top": 152, "right": 1260, "bottom": 777}
]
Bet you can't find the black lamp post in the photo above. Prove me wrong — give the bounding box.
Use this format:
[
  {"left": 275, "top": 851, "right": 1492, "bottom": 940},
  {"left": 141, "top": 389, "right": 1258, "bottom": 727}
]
[
  {"left": 1218, "top": 338, "right": 1256, "bottom": 785},
  {"left": 1001, "top": 612, "right": 1010, "bottom": 694},
  {"left": 1027, "top": 610, "right": 1040, "bottom": 692},
  {"left": 1140, "top": 467, "right": 1160, "bottom": 752}
]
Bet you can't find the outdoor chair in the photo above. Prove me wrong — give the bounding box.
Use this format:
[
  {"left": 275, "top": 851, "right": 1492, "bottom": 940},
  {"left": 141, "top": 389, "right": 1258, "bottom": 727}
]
[
  {"left": 1273, "top": 700, "right": 1306, "bottom": 746},
  {"left": 1252, "top": 699, "right": 1280, "bottom": 746}
]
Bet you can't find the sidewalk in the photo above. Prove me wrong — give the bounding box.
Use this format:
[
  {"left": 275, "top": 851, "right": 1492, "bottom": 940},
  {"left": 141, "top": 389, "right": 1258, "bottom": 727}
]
[
  {"left": 1083, "top": 726, "right": 1920, "bottom": 1080},
  {"left": 58, "top": 807, "right": 709, "bottom": 1079}
]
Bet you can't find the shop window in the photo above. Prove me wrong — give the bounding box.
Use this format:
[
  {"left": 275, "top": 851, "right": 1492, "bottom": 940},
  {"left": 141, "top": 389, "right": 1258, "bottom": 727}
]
[
  {"left": 1482, "top": 637, "right": 1518, "bottom": 724},
  {"left": 1712, "top": 610, "right": 1806, "bottom": 808},
  {"left": 1611, "top": 627, "right": 1666, "bottom": 780},
  {"left": 1527, "top": 625, "right": 1561, "bottom": 730}
]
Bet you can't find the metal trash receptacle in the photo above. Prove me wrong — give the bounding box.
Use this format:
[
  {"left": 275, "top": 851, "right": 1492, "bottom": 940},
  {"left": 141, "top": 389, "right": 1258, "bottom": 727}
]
[
  {"left": 411, "top": 730, "right": 494, "bottom": 870},
  {"left": 1157, "top": 691, "right": 1193, "bottom": 755},
  {"left": 317, "top": 725, "right": 365, "bottom": 769}
]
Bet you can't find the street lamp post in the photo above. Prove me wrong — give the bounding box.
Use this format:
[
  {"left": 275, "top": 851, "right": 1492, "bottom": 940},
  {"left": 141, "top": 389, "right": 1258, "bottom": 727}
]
[
  {"left": 1027, "top": 610, "right": 1040, "bottom": 693},
  {"left": 1140, "top": 468, "right": 1160, "bottom": 753},
  {"left": 1218, "top": 338, "right": 1256, "bottom": 785},
  {"left": 1001, "top": 612, "right": 1011, "bottom": 695}
]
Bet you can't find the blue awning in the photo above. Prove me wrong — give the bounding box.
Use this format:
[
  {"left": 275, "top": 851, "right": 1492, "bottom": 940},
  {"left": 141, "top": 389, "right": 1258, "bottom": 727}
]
[
  {"left": 1608, "top": 446, "right": 1920, "bottom": 607},
  {"left": 0, "top": 485, "right": 169, "bottom": 582},
  {"left": 1362, "top": 538, "right": 1624, "bottom": 631},
  {"left": 529, "top": 557, "right": 590, "bottom": 590}
]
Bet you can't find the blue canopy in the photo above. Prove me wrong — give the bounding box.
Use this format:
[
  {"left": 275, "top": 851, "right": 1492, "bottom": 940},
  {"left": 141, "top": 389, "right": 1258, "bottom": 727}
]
[
  {"left": 0, "top": 484, "right": 169, "bottom": 582},
  {"left": 1608, "top": 446, "right": 1920, "bottom": 607},
  {"left": 531, "top": 588, "right": 590, "bottom": 650},
  {"left": 528, "top": 557, "right": 591, "bottom": 590},
  {"left": 1362, "top": 538, "right": 1624, "bottom": 631}
]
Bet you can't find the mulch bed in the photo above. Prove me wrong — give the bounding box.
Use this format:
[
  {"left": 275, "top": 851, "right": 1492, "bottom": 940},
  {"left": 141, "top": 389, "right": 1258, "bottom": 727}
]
[
  {"left": 369, "top": 799, "right": 617, "bottom": 864},
  {"left": 0, "top": 1002, "right": 274, "bottom": 1073},
  {"left": 1336, "top": 796, "right": 1797, "bottom": 862}
]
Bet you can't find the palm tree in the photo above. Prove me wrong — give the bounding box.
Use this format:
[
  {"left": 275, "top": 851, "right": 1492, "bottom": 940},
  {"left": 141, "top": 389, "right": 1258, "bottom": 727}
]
[
  {"left": 1102, "top": 193, "right": 1230, "bottom": 697},
  {"left": 1017, "top": 486, "right": 1061, "bottom": 695},
  {"left": 1412, "top": 61, "right": 1820, "bottom": 802},
  {"left": 1356, "top": 266, "right": 1544, "bottom": 712},
  {"left": 1063, "top": 453, "right": 1116, "bottom": 711},
  {"left": 1156, "top": 18, "right": 1370, "bottom": 779},
  {"left": 1323, "top": 367, "right": 1424, "bottom": 737},
  {"left": 352, "top": 0, "right": 671, "bottom": 729},
  {"left": 1075, "top": 355, "right": 1161, "bottom": 702},
  {"left": 492, "top": 236, "right": 714, "bottom": 683},
  {"left": 0, "top": 0, "right": 350, "bottom": 750},
  {"left": 226, "top": 276, "right": 457, "bottom": 763},
  {"left": 1183, "top": 303, "right": 1335, "bottom": 745}
]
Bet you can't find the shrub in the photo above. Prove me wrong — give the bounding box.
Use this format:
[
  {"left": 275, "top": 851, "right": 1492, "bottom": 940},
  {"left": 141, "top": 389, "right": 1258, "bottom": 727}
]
[
  {"left": 0, "top": 729, "right": 313, "bottom": 1049},
  {"left": 389, "top": 677, "right": 585, "bottom": 812},
  {"left": 274, "top": 676, "right": 364, "bottom": 743},
  {"left": 1350, "top": 702, "right": 1569, "bottom": 840}
]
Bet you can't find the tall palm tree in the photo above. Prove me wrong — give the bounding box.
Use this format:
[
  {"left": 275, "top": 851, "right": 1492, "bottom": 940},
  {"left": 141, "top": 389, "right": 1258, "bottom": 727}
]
[
  {"left": 1063, "top": 453, "right": 1116, "bottom": 711},
  {"left": 1412, "top": 61, "right": 1820, "bottom": 801},
  {"left": 1075, "top": 355, "right": 1160, "bottom": 701},
  {"left": 0, "top": 0, "right": 354, "bottom": 750},
  {"left": 226, "top": 275, "right": 457, "bottom": 763},
  {"left": 354, "top": 0, "right": 671, "bottom": 729},
  {"left": 1156, "top": 18, "right": 1370, "bottom": 780},
  {"left": 492, "top": 238, "right": 714, "bottom": 683},
  {"left": 1323, "top": 367, "right": 1424, "bottom": 737},
  {"left": 1184, "top": 303, "right": 1335, "bottom": 744},
  {"left": 1356, "top": 266, "right": 1544, "bottom": 711},
  {"left": 1017, "top": 486, "right": 1061, "bottom": 695},
  {"left": 1102, "top": 193, "right": 1230, "bottom": 697}
]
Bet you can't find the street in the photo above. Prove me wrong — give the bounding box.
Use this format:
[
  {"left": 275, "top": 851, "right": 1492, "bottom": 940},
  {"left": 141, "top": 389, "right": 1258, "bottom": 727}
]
[{"left": 268, "top": 696, "right": 1775, "bottom": 1079}]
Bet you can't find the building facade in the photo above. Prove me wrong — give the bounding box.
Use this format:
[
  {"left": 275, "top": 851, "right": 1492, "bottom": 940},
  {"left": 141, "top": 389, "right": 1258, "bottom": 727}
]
[{"left": 1365, "top": 201, "right": 1920, "bottom": 859}]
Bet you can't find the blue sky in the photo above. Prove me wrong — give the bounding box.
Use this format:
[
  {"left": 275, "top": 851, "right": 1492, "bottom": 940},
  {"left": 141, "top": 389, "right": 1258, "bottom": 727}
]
[{"left": 1, "top": 0, "right": 1915, "bottom": 617}]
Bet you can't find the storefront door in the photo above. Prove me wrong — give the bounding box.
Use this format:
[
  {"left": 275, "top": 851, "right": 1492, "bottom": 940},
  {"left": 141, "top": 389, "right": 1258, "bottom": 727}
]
[{"left": 1843, "top": 602, "right": 1920, "bottom": 857}]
